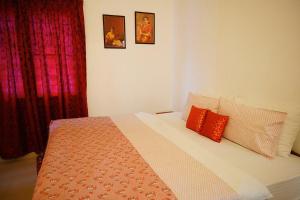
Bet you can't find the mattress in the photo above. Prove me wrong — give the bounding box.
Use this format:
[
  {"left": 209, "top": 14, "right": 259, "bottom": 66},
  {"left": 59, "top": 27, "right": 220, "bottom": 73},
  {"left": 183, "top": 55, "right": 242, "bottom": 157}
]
[
  {"left": 33, "top": 112, "right": 300, "bottom": 200},
  {"left": 155, "top": 112, "right": 300, "bottom": 200}
]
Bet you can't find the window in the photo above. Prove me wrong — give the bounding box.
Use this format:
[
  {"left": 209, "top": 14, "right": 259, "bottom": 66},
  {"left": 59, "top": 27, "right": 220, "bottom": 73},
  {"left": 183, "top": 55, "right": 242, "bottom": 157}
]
[
  {"left": 0, "top": 10, "right": 78, "bottom": 100},
  {"left": 0, "top": 10, "right": 25, "bottom": 100}
]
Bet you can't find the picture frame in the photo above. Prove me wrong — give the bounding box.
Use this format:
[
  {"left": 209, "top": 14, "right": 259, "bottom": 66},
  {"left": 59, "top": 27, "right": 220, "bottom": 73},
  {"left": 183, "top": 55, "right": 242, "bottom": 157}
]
[
  {"left": 135, "top": 11, "right": 155, "bottom": 44},
  {"left": 102, "top": 14, "right": 126, "bottom": 49}
]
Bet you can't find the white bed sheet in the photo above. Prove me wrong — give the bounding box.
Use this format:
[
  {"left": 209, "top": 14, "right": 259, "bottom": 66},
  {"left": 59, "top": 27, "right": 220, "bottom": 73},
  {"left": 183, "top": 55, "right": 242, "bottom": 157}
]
[{"left": 155, "top": 112, "right": 300, "bottom": 200}]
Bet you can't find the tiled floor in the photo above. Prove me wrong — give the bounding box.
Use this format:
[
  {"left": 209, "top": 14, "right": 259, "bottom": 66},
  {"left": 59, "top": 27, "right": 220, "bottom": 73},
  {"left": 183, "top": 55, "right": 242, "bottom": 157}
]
[{"left": 0, "top": 153, "right": 37, "bottom": 200}]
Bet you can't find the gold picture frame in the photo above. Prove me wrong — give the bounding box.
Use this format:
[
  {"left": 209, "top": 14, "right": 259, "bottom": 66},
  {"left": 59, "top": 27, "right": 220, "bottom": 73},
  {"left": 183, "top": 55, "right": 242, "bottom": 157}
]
[
  {"left": 103, "top": 14, "right": 126, "bottom": 49},
  {"left": 135, "top": 11, "right": 155, "bottom": 44}
]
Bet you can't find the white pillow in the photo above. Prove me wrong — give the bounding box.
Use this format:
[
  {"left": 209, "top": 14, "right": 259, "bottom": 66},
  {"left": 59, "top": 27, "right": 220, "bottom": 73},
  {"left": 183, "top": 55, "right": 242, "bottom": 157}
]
[
  {"left": 219, "top": 98, "right": 287, "bottom": 158},
  {"left": 218, "top": 97, "right": 300, "bottom": 157},
  {"left": 278, "top": 110, "right": 300, "bottom": 157},
  {"left": 182, "top": 93, "right": 219, "bottom": 121},
  {"left": 292, "top": 132, "right": 300, "bottom": 155}
]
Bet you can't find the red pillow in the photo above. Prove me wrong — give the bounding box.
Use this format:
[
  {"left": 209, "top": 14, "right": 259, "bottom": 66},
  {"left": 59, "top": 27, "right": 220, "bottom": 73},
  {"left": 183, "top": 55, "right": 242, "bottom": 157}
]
[
  {"left": 199, "top": 111, "right": 229, "bottom": 142},
  {"left": 186, "top": 105, "right": 209, "bottom": 132}
]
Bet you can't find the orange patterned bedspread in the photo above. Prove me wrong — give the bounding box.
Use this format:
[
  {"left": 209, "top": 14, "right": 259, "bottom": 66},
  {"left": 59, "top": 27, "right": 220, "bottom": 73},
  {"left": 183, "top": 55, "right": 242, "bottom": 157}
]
[{"left": 33, "top": 117, "right": 177, "bottom": 200}]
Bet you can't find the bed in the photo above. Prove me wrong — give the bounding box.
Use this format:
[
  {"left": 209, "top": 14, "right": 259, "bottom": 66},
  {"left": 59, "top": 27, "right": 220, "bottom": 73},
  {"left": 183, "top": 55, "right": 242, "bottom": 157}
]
[
  {"left": 156, "top": 112, "right": 300, "bottom": 200},
  {"left": 33, "top": 112, "right": 300, "bottom": 200}
]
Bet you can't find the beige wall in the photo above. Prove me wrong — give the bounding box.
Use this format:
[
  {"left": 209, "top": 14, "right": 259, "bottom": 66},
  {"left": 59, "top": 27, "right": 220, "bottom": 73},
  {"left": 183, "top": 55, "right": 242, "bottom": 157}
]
[
  {"left": 85, "top": 0, "right": 300, "bottom": 117},
  {"left": 173, "top": 0, "right": 300, "bottom": 113},
  {"left": 173, "top": 0, "right": 220, "bottom": 110},
  {"left": 84, "top": 0, "right": 174, "bottom": 116}
]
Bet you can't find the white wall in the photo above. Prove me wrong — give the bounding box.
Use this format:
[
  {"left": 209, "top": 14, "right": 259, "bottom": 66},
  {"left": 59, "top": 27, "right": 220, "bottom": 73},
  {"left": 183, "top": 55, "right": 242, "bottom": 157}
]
[
  {"left": 85, "top": 0, "right": 300, "bottom": 116},
  {"left": 173, "top": 0, "right": 300, "bottom": 112},
  {"left": 84, "top": 0, "right": 174, "bottom": 116},
  {"left": 173, "top": 0, "right": 220, "bottom": 110}
]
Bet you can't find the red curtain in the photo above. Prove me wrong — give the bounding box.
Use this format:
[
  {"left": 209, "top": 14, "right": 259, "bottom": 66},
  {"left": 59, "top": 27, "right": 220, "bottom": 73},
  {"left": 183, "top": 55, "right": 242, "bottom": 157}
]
[{"left": 0, "top": 0, "right": 88, "bottom": 159}]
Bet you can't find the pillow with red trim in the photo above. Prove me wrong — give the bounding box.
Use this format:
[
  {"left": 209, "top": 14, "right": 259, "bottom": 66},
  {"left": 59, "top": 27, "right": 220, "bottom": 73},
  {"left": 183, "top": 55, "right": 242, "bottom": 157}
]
[
  {"left": 186, "top": 105, "right": 209, "bottom": 132},
  {"left": 219, "top": 98, "right": 287, "bottom": 157},
  {"left": 199, "top": 110, "right": 229, "bottom": 142}
]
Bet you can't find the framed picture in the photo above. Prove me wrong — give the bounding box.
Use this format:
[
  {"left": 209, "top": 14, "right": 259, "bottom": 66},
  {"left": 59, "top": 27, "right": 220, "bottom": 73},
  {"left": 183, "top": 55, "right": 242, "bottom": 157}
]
[
  {"left": 102, "top": 14, "right": 126, "bottom": 49},
  {"left": 135, "top": 11, "right": 155, "bottom": 44}
]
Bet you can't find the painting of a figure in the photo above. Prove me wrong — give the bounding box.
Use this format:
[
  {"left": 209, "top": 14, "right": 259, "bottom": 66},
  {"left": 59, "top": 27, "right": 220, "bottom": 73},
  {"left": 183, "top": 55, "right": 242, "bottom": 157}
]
[
  {"left": 135, "top": 12, "right": 155, "bottom": 44},
  {"left": 103, "top": 15, "right": 126, "bottom": 48}
]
